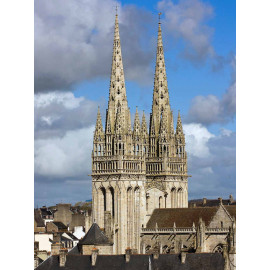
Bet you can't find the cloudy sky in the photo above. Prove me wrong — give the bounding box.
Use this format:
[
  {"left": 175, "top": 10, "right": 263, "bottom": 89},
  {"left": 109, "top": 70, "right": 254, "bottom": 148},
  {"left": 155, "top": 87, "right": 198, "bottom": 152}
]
[{"left": 34, "top": 0, "right": 236, "bottom": 207}]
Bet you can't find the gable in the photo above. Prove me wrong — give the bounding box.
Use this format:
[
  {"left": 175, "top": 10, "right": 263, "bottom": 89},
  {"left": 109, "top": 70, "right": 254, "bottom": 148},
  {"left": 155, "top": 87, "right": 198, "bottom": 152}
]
[{"left": 208, "top": 205, "right": 235, "bottom": 227}]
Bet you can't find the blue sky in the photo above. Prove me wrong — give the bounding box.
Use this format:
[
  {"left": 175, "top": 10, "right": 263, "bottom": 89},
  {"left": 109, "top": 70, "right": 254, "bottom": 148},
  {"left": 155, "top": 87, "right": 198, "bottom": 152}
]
[{"left": 34, "top": 0, "right": 235, "bottom": 206}]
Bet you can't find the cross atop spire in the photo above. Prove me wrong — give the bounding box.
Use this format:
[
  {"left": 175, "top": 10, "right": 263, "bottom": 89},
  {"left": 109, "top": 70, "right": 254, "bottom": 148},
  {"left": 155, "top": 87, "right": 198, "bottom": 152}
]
[{"left": 158, "top": 12, "right": 162, "bottom": 24}]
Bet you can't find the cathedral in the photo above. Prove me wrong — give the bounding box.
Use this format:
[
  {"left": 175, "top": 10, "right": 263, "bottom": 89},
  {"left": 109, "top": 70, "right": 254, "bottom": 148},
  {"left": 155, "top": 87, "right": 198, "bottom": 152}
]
[
  {"left": 35, "top": 12, "right": 236, "bottom": 270},
  {"left": 91, "top": 13, "right": 189, "bottom": 254}
]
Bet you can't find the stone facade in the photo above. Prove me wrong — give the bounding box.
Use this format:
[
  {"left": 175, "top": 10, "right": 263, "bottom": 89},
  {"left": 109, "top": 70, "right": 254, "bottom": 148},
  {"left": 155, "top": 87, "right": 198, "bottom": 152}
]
[
  {"left": 141, "top": 204, "right": 236, "bottom": 256},
  {"left": 91, "top": 14, "right": 189, "bottom": 255},
  {"left": 53, "top": 204, "right": 73, "bottom": 227}
]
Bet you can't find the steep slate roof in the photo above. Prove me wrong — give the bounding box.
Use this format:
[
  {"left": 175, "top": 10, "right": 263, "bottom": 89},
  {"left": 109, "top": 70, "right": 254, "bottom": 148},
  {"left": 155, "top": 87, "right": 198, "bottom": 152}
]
[
  {"left": 78, "top": 223, "right": 110, "bottom": 245},
  {"left": 36, "top": 253, "right": 225, "bottom": 270},
  {"left": 40, "top": 207, "right": 53, "bottom": 217},
  {"left": 65, "top": 232, "right": 79, "bottom": 241},
  {"left": 224, "top": 205, "right": 236, "bottom": 220},
  {"left": 147, "top": 207, "right": 220, "bottom": 228},
  {"left": 53, "top": 222, "right": 68, "bottom": 229},
  {"left": 34, "top": 210, "right": 45, "bottom": 227}
]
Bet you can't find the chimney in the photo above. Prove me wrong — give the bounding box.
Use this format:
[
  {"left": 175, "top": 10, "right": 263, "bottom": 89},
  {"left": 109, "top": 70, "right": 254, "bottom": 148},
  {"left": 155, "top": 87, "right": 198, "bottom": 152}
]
[
  {"left": 53, "top": 233, "right": 61, "bottom": 242},
  {"left": 51, "top": 242, "right": 63, "bottom": 255},
  {"left": 218, "top": 197, "right": 223, "bottom": 205},
  {"left": 125, "top": 247, "right": 132, "bottom": 263},
  {"left": 202, "top": 198, "right": 207, "bottom": 206},
  {"left": 229, "top": 194, "right": 233, "bottom": 204},
  {"left": 180, "top": 252, "right": 187, "bottom": 264},
  {"left": 59, "top": 249, "right": 68, "bottom": 267},
  {"left": 34, "top": 255, "right": 39, "bottom": 269},
  {"left": 91, "top": 248, "right": 99, "bottom": 266}
]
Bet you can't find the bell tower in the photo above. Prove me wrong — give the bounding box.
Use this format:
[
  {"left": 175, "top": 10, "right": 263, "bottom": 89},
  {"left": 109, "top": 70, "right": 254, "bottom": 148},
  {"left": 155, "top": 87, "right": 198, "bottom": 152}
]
[
  {"left": 91, "top": 12, "right": 147, "bottom": 255},
  {"left": 91, "top": 13, "right": 189, "bottom": 255}
]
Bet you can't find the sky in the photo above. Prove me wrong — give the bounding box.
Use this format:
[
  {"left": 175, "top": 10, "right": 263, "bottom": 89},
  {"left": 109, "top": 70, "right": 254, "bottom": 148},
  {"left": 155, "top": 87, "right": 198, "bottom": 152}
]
[{"left": 34, "top": 0, "right": 236, "bottom": 207}]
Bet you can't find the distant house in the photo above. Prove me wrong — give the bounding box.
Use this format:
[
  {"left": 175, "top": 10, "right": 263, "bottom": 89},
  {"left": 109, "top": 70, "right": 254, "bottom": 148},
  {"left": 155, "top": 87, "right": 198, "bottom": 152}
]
[
  {"left": 46, "top": 221, "right": 68, "bottom": 233},
  {"left": 34, "top": 233, "right": 53, "bottom": 252},
  {"left": 53, "top": 203, "right": 86, "bottom": 231},
  {"left": 62, "top": 232, "right": 79, "bottom": 247},
  {"left": 53, "top": 204, "right": 73, "bottom": 227},
  {"left": 189, "top": 195, "right": 236, "bottom": 208},
  {"left": 34, "top": 209, "right": 45, "bottom": 233},
  {"left": 73, "top": 226, "right": 85, "bottom": 240},
  {"left": 39, "top": 206, "right": 54, "bottom": 224}
]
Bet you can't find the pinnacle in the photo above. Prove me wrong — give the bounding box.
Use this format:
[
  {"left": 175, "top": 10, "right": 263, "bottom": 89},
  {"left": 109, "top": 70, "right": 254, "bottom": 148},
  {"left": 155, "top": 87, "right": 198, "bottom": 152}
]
[
  {"left": 133, "top": 107, "right": 141, "bottom": 134},
  {"left": 176, "top": 110, "right": 183, "bottom": 135},
  {"left": 94, "top": 106, "right": 104, "bottom": 136}
]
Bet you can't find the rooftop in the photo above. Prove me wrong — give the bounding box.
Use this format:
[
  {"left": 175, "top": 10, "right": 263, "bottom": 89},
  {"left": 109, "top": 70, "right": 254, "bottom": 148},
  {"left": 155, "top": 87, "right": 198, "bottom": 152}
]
[{"left": 36, "top": 253, "right": 225, "bottom": 270}]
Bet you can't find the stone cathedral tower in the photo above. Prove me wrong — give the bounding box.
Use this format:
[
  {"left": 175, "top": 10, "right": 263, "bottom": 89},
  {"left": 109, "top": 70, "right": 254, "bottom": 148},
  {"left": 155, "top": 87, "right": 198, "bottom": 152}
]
[{"left": 91, "top": 14, "right": 189, "bottom": 255}]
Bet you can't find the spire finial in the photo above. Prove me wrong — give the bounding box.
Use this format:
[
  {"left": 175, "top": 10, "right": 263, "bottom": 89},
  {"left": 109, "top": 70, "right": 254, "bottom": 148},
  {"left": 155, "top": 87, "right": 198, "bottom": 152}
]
[
  {"left": 158, "top": 12, "right": 162, "bottom": 24},
  {"left": 115, "top": 4, "right": 118, "bottom": 15}
]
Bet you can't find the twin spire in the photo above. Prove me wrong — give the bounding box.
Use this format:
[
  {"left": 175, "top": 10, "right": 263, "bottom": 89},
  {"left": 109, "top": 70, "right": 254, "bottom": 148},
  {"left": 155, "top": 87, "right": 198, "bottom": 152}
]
[{"left": 95, "top": 13, "right": 183, "bottom": 140}]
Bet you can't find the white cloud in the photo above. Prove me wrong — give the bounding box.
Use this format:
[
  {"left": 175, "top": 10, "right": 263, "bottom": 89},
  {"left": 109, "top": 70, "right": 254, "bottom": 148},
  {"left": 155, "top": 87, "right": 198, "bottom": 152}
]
[
  {"left": 186, "top": 55, "right": 236, "bottom": 125},
  {"left": 35, "top": 126, "right": 95, "bottom": 178},
  {"left": 158, "top": 0, "right": 215, "bottom": 63},
  {"left": 35, "top": 0, "right": 154, "bottom": 92},
  {"left": 35, "top": 91, "right": 84, "bottom": 109},
  {"left": 183, "top": 123, "right": 214, "bottom": 158},
  {"left": 35, "top": 91, "right": 102, "bottom": 139},
  {"left": 181, "top": 122, "right": 235, "bottom": 199}
]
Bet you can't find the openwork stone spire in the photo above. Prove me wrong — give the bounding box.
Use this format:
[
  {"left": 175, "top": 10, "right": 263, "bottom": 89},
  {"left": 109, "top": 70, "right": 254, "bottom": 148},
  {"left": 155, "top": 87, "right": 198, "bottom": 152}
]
[
  {"left": 94, "top": 106, "right": 104, "bottom": 139},
  {"left": 151, "top": 20, "right": 171, "bottom": 133},
  {"left": 107, "top": 13, "right": 129, "bottom": 132},
  {"left": 176, "top": 110, "right": 183, "bottom": 136},
  {"left": 133, "top": 107, "right": 141, "bottom": 137}
]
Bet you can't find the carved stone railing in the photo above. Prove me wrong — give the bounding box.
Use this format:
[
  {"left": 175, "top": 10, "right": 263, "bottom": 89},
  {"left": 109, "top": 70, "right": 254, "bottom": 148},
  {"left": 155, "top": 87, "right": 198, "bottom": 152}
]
[
  {"left": 205, "top": 228, "right": 229, "bottom": 233},
  {"left": 141, "top": 227, "right": 194, "bottom": 234},
  {"left": 141, "top": 227, "right": 229, "bottom": 234}
]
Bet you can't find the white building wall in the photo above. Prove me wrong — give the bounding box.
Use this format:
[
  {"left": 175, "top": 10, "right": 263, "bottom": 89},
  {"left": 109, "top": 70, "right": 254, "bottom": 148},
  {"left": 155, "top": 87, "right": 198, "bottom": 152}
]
[{"left": 34, "top": 233, "right": 53, "bottom": 252}]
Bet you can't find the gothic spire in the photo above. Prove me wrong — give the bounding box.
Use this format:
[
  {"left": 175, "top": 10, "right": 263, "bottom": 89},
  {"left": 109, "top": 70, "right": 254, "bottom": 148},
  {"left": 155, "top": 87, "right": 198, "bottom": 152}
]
[
  {"left": 151, "top": 18, "right": 171, "bottom": 134},
  {"left": 133, "top": 107, "right": 141, "bottom": 136},
  {"left": 94, "top": 106, "right": 104, "bottom": 138},
  {"left": 107, "top": 13, "right": 129, "bottom": 132},
  {"left": 141, "top": 111, "right": 148, "bottom": 138},
  {"left": 176, "top": 110, "right": 183, "bottom": 136}
]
